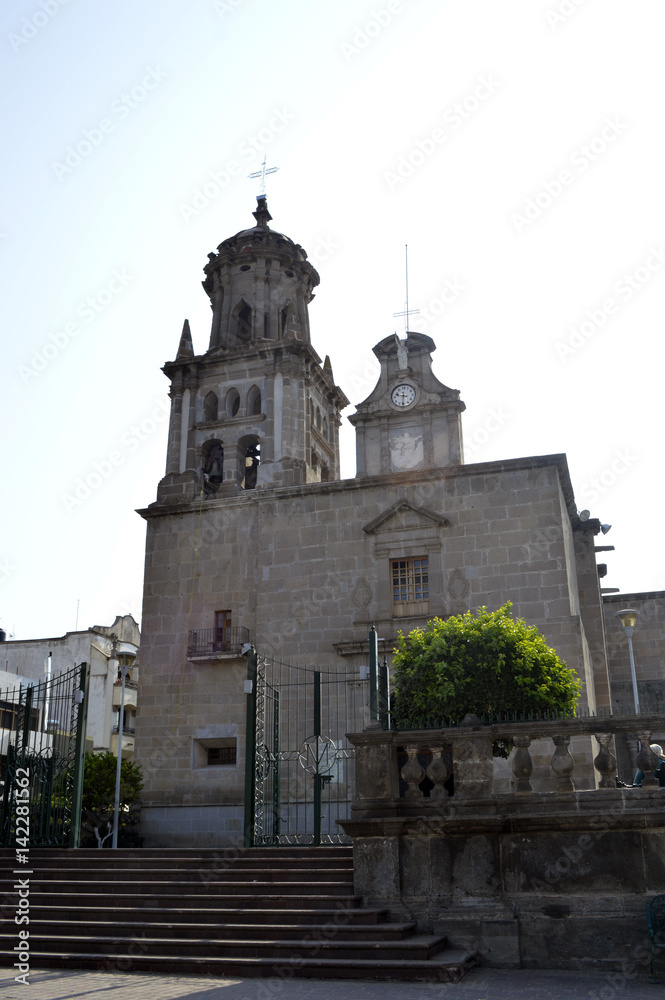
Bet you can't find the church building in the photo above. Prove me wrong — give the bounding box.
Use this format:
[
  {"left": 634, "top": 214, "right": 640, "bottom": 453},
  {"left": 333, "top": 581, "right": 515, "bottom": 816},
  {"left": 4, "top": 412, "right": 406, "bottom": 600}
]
[{"left": 135, "top": 197, "right": 640, "bottom": 847}]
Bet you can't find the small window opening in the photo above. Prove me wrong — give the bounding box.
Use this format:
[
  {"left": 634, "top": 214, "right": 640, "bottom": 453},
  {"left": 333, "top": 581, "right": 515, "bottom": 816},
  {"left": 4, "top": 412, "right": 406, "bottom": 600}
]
[
  {"left": 207, "top": 745, "right": 237, "bottom": 766},
  {"left": 203, "top": 442, "right": 224, "bottom": 483},
  {"left": 247, "top": 385, "right": 262, "bottom": 416},
  {"left": 237, "top": 304, "right": 252, "bottom": 341},
  {"left": 203, "top": 391, "right": 218, "bottom": 422},
  {"left": 226, "top": 388, "right": 240, "bottom": 417},
  {"left": 242, "top": 443, "right": 260, "bottom": 490}
]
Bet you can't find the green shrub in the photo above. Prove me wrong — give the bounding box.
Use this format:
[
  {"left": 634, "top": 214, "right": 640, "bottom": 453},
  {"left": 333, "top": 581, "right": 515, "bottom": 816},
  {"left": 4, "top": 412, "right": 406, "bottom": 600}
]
[
  {"left": 81, "top": 751, "right": 143, "bottom": 847},
  {"left": 392, "top": 603, "right": 581, "bottom": 749}
]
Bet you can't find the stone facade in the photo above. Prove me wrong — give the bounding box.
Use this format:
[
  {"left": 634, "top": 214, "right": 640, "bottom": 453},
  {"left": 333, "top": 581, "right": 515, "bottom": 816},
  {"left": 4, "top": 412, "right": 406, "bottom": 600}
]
[{"left": 134, "top": 198, "right": 624, "bottom": 846}]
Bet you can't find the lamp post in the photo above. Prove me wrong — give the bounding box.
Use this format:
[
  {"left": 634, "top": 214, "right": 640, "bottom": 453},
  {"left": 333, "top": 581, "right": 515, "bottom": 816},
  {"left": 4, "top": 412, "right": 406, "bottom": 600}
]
[
  {"left": 615, "top": 608, "right": 640, "bottom": 715},
  {"left": 111, "top": 652, "right": 133, "bottom": 849}
]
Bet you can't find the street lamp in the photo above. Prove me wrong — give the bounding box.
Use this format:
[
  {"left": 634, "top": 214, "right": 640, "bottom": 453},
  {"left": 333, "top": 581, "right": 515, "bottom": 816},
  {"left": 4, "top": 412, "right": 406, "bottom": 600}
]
[
  {"left": 111, "top": 651, "right": 134, "bottom": 849},
  {"left": 615, "top": 608, "right": 640, "bottom": 714}
]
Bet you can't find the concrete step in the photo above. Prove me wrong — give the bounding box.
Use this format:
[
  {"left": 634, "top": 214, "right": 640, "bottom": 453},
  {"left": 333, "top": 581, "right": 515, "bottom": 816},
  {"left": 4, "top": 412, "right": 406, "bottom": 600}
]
[
  {"left": 13, "top": 918, "right": 417, "bottom": 942},
  {"left": 20, "top": 891, "right": 365, "bottom": 910},
  {"left": 2, "top": 931, "right": 450, "bottom": 962},
  {"left": 0, "top": 865, "right": 353, "bottom": 884},
  {"left": 3, "top": 878, "right": 354, "bottom": 896},
  {"left": 20, "top": 904, "right": 390, "bottom": 925},
  {"left": 0, "top": 845, "right": 475, "bottom": 982},
  {"left": 5, "top": 949, "right": 476, "bottom": 982}
]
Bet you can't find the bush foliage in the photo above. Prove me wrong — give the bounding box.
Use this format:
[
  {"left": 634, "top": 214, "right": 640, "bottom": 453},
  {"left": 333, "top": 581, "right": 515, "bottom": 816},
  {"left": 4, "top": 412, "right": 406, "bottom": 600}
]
[
  {"left": 392, "top": 603, "right": 581, "bottom": 733},
  {"left": 81, "top": 751, "right": 143, "bottom": 814}
]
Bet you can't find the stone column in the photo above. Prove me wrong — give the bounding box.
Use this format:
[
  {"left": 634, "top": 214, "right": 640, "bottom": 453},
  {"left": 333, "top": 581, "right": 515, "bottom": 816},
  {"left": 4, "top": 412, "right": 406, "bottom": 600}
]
[
  {"left": 165, "top": 387, "right": 183, "bottom": 475},
  {"left": 512, "top": 736, "right": 533, "bottom": 793},
  {"left": 593, "top": 734, "right": 617, "bottom": 789},
  {"left": 551, "top": 734, "right": 575, "bottom": 791},
  {"left": 453, "top": 722, "right": 494, "bottom": 798}
]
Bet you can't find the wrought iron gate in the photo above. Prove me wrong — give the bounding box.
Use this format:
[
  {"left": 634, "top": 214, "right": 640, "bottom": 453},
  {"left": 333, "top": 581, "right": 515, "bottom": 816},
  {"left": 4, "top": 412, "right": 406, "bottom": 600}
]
[
  {"left": 245, "top": 656, "right": 368, "bottom": 846},
  {"left": 0, "top": 662, "right": 89, "bottom": 847}
]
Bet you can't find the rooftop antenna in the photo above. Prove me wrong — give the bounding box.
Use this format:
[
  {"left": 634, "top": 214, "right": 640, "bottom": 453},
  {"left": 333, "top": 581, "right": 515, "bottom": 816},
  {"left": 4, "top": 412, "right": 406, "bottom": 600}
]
[
  {"left": 248, "top": 155, "right": 279, "bottom": 196},
  {"left": 392, "top": 244, "right": 420, "bottom": 335},
  {"left": 75, "top": 598, "right": 80, "bottom": 631}
]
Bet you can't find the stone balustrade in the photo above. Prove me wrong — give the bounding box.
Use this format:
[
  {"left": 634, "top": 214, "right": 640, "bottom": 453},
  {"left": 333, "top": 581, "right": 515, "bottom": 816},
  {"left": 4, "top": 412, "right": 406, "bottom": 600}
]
[
  {"left": 354, "top": 712, "right": 665, "bottom": 805},
  {"left": 341, "top": 711, "right": 665, "bottom": 971}
]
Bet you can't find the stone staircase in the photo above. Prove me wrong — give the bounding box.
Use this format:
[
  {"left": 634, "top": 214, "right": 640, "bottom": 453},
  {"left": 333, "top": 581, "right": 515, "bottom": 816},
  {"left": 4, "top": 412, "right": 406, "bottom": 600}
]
[{"left": 0, "top": 846, "right": 475, "bottom": 982}]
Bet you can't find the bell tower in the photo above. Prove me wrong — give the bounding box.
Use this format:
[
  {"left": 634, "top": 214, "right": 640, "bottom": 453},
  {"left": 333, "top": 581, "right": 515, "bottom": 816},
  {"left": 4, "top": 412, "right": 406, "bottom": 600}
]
[
  {"left": 157, "top": 197, "right": 349, "bottom": 503},
  {"left": 349, "top": 331, "right": 465, "bottom": 477}
]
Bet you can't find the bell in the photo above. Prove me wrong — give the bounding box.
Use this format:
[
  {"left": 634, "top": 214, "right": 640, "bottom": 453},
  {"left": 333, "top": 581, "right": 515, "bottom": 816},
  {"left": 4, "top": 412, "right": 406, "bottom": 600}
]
[{"left": 207, "top": 459, "right": 223, "bottom": 484}]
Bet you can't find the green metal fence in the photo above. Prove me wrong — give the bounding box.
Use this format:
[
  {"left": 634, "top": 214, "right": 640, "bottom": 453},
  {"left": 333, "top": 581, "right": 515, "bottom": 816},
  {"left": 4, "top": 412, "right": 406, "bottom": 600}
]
[
  {"left": 0, "top": 663, "right": 89, "bottom": 848},
  {"left": 245, "top": 653, "right": 368, "bottom": 847}
]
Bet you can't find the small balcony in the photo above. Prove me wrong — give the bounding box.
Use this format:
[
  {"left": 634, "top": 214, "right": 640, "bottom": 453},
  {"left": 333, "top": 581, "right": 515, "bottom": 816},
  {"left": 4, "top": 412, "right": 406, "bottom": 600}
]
[
  {"left": 187, "top": 626, "right": 250, "bottom": 660},
  {"left": 113, "top": 683, "right": 137, "bottom": 709}
]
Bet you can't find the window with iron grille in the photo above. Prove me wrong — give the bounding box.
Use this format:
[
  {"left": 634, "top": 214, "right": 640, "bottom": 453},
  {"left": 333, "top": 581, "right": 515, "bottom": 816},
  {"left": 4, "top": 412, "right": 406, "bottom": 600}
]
[
  {"left": 207, "top": 745, "right": 237, "bottom": 766},
  {"left": 392, "top": 557, "right": 429, "bottom": 605}
]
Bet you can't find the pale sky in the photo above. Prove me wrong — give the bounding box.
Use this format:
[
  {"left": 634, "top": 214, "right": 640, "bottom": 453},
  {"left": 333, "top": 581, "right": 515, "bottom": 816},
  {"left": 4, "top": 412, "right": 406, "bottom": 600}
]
[{"left": 2, "top": 0, "right": 664, "bottom": 641}]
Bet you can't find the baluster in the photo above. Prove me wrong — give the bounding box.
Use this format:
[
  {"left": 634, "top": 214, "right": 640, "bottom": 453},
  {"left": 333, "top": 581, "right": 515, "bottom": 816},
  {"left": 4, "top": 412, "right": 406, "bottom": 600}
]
[
  {"left": 593, "top": 734, "right": 617, "bottom": 789},
  {"left": 551, "top": 734, "right": 575, "bottom": 791},
  {"left": 512, "top": 735, "right": 533, "bottom": 793},
  {"left": 636, "top": 732, "right": 658, "bottom": 787},
  {"left": 426, "top": 746, "right": 450, "bottom": 804},
  {"left": 401, "top": 746, "right": 426, "bottom": 799}
]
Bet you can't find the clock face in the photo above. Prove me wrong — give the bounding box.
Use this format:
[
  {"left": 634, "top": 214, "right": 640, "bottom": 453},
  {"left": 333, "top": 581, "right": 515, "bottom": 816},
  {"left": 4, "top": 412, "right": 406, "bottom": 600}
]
[{"left": 391, "top": 383, "right": 416, "bottom": 408}]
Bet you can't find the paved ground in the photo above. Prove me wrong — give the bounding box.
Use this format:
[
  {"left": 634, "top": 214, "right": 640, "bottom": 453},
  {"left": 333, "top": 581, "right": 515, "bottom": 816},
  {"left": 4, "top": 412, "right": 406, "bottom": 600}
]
[{"left": 1, "top": 966, "right": 663, "bottom": 1000}]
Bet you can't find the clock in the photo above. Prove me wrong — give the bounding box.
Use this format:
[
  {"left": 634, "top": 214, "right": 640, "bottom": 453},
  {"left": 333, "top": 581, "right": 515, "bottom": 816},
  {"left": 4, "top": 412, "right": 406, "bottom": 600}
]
[{"left": 391, "top": 383, "right": 416, "bottom": 408}]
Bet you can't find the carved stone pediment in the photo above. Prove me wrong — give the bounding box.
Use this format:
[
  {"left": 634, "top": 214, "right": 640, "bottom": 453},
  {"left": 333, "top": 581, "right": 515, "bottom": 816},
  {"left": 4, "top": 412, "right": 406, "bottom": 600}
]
[{"left": 362, "top": 499, "right": 449, "bottom": 535}]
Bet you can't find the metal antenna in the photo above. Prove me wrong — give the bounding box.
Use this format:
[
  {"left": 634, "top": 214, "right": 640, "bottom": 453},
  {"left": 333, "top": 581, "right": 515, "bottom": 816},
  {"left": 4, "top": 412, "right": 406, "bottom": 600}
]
[
  {"left": 248, "top": 155, "right": 279, "bottom": 196},
  {"left": 392, "top": 244, "right": 420, "bottom": 334}
]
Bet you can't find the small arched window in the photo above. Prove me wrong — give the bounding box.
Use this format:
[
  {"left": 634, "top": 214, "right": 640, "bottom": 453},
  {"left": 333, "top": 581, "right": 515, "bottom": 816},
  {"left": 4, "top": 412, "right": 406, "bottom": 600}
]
[
  {"left": 322, "top": 416, "right": 328, "bottom": 440},
  {"left": 225, "top": 388, "right": 240, "bottom": 417},
  {"left": 247, "top": 385, "right": 262, "bottom": 416},
  {"left": 202, "top": 440, "right": 224, "bottom": 484},
  {"left": 316, "top": 407, "right": 322, "bottom": 431},
  {"left": 203, "top": 391, "right": 218, "bottom": 422},
  {"left": 320, "top": 464, "right": 330, "bottom": 483},
  {"left": 237, "top": 302, "right": 252, "bottom": 341},
  {"left": 239, "top": 436, "right": 260, "bottom": 490}
]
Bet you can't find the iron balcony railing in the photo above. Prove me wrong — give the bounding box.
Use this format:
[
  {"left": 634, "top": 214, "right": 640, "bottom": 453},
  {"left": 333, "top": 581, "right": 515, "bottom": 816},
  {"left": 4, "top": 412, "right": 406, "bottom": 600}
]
[{"left": 187, "top": 626, "right": 250, "bottom": 658}]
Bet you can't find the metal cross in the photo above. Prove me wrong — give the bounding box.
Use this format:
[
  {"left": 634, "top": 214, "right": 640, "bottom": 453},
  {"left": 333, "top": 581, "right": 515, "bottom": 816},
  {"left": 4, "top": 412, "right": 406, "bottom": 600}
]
[
  {"left": 248, "top": 155, "right": 279, "bottom": 195},
  {"left": 392, "top": 244, "right": 419, "bottom": 334}
]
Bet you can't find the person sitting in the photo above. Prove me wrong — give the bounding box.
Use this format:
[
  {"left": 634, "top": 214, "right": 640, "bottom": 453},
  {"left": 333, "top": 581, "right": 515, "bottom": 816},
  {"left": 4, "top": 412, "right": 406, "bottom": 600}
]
[{"left": 633, "top": 743, "right": 665, "bottom": 786}]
